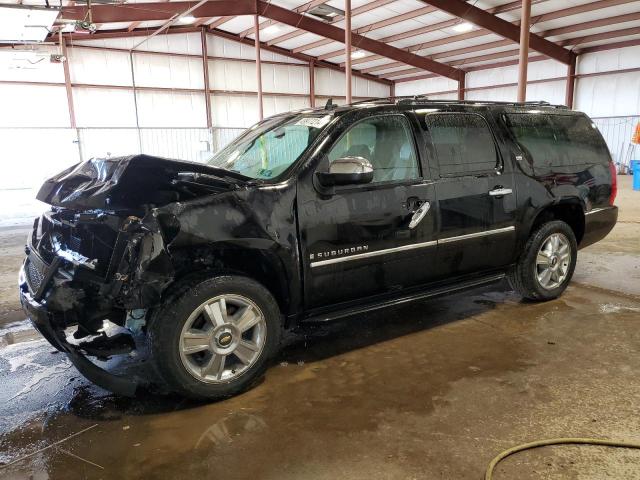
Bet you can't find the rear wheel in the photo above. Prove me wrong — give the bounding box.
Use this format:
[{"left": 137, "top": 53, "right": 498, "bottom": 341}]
[
  {"left": 508, "top": 220, "right": 577, "bottom": 301},
  {"left": 149, "top": 275, "right": 281, "bottom": 400}
]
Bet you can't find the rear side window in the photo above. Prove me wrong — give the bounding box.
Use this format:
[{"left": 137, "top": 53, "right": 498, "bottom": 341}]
[
  {"left": 423, "top": 113, "right": 498, "bottom": 177},
  {"left": 504, "top": 114, "right": 610, "bottom": 171}
]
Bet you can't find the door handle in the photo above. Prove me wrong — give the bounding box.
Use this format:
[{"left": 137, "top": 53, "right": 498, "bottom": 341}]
[
  {"left": 409, "top": 201, "right": 431, "bottom": 229},
  {"left": 489, "top": 187, "right": 513, "bottom": 197}
]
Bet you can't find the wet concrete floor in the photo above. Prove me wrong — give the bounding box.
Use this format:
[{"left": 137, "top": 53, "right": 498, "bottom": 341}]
[
  {"left": 0, "top": 177, "right": 639, "bottom": 479},
  {"left": 2, "top": 284, "right": 640, "bottom": 479}
]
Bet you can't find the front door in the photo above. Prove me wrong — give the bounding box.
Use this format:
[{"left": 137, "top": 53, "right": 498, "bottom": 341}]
[
  {"left": 297, "top": 112, "right": 439, "bottom": 311},
  {"left": 422, "top": 111, "right": 518, "bottom": 276}
]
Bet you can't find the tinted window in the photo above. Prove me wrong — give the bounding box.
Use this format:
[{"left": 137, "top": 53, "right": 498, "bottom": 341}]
[
  {"left": 505, "top": 113, "right": 610, "bottom": 171},
  {"left": 423, "top": 113, "right": 498, "bottom": 177},
  {"left": 328, "top": 115, "right": 419, "bottom": 183}
]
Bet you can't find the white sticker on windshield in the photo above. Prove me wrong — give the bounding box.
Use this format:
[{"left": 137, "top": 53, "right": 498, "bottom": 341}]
[{"left": 295, "top": 115, "right": 331, "bottom": 128}]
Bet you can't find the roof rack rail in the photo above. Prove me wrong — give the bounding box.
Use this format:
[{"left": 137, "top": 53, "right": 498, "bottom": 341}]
[{"left": 395, "top": 98, "right": 568, "bottom": 109}]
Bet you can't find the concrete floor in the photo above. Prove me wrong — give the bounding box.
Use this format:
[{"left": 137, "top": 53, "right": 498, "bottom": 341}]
[{"left": 0, "top": 177, "right": 639, "bottom": 479}]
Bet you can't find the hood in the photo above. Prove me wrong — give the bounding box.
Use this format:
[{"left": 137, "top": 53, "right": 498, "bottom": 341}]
[{"left": 37, "top": 154, "right": 248, "bottom": 210}]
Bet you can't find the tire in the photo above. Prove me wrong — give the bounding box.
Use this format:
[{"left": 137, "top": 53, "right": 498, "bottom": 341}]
[
  {"left": 148, "top": 274, "right": 282, "bottom": 400},
  {"left": 508, "top": 220, "right": 578, "bottom": 301}
]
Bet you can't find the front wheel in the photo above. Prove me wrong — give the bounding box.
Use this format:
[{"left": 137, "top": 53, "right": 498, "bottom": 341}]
[
  {"left": 508, "top": 220, "right": 578, "bottom": 301},
  {"left": 148, "top": 275, "right": 282, "bottom": 400}
]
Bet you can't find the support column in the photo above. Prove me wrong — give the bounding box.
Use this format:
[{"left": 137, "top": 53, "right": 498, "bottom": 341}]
[
  {"left": 61, "top": 37, "right": 76, "bottom": 129},
  {"left": 254, "top": 14, "right": 264, "bottom": 121},
  {"left": 517, "top": 0, "right": 532, "bottom": 102},
  {"left": 309, "top": 60, "right": 315, "bottom": 108},
  {"left": 457, "top": 72, "right": 465, "bottom": 101},
  {"left": 390, "top": 81, "right": 395, "bottom": 100},
  {"left": 565, "top": 55, "right": 576, "bottom": 109},
  {"left": 344, "top": 0, "right": 352, "bottom": 104},
  {"left": 201, "top": 27, "right": 212, "bottom": 129}
]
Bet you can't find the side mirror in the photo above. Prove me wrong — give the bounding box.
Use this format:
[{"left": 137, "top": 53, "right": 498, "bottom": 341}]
[{"left": 316, "top": 156, "right": 374, "bottom": 187}]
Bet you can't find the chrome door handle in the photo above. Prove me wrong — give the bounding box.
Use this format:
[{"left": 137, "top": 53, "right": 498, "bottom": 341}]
[
  {"left": 409, "top": 201, "right": 431, "bottom": 229},
  {"left": 489, "top": 187, "right": 513, "bottom": 197}
]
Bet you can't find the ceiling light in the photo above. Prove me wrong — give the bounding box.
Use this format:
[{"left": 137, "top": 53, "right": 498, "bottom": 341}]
[
  {"left": 263, "top": 24, "right": 280, "bottom": 35},
  {"left": 452, "top": 22, "right": 473, "bottom": 33},
  {"left": 351, "top": 50, "right": 366, "bottom": 59},
  {"left": 177, "top": 15, "right": 196, "bottom": 24}
]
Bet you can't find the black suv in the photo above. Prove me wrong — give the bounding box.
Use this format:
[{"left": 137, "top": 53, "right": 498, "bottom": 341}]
[{"left": 19, "top": 99, "right": 618, "bottom": 399}]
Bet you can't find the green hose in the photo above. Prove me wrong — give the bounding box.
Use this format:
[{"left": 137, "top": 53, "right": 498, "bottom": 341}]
[{"left": 485, "top": 437, "right": 640, "bottom": 480}]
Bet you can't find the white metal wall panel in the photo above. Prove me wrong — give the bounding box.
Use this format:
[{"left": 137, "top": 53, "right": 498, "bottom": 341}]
[
  {"left": 262, "top": 64, "right": 309, "bottom": 95},
  {"left": 0, "top": 84, "right": 70, "bottom": 127},
  {"left": 465, "top": 80, "right": 565, "bottom": 105},
  {"left": 72, "top": 32, "right": 203, "bottom": 55},
  {"left": 68, "top": 47, "right": 132, "bottom": 86},
  {"left": 575, "top": 72, "right": 640, "bottom": 118},
  {"left": 209, "top": 59, "right": 257, "bottom": 91},
  {"left": 466, "top": 59, "right": 567, "bottom": 88},
  {"left": 263, "top": 95, "right": 310, "bottom": 118},
  {"left": 133, "top": 52, "right": 204, "bottom": 89},
  {"left": 208, "top": 59, "right": 309, "bottom": 94},
  {"left": 579, "top": 45, "right": 640, "bottom": 74},
  {"left": 0, "top": 128, "right": 79, "bottom": 189},
  {"left": 315, "top": 68, "right": 390, "bottom": 98},
  {"left": 206, "top": 35, "right": 305, "bottom": 64},
  {"left": 0, "top": 46, "right": 64, "bottom": 83},
  {"left": 395, "top": 77, "right": 457, "bottom": 97},
  {"left": 73, "top": 87, "right": 137, "bottom": 127},
  {"left": 136, "top": 91, "right": 207, "bottom": 127},
  {"left": 211, "top": 95, "right": 260, "bottom": 128}
]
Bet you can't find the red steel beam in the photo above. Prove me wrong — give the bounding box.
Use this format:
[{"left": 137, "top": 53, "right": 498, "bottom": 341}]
[
  {"left": 257, "top": 1, "right": 462, "bottom": 80},
  {"left": 294, "top": 4, "right": 439, "bottom": 54},
  {"left": 266, "top": 0, "right": 394, "bottom": 47},
  {"left": 565, "top": 55, "right": 576, "bottom": 108},
  {"left": 309, "top": 60, "right": 315, "bottom": 107},
  {"left": 349, "top": 0, "right": 634, "bottom": 70},
  {"left": 201, "top": 27, "right": 212, "bottom": 128},
  {"left": 417, "top": 0, "right": 572, "bottom": 64},
  {"left": 208, "top": 28, "right": 394, "bottom": 86},
  {"left": 319, "top": 0, "right": 550, "bottom": 62},
  {"left": 517, "top": 0, "right": 532, "bottom": 101},
  {"left": 345, "top": 0, "right": 352, "bottom": 104},
  {"left": 238, "top": 0, "right": 329, "bottom": 38},
  {"left": 392, "top": 24, "right": 640, "bottom": 83},
  {"left": 63, "top": 1, "right": 257, "bottom": 23},
  {"left": 61, "top": 37, "right": 76, "bottom": 129},
  {"left": 254, "top": 14, "right": 264, "bottom": 120},
  {"left": 577, "top": 37, "right": 640, "bottom": 54},
  {"left": 379, "top": 13, "right": 640, "bottom": 79}
]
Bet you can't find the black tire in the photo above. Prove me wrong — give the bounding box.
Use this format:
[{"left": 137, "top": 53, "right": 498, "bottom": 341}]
[
  {"left": 508, "top": 220, "right": 578, "bottom": 301},
  {"left": 148, "top": 274, "right": 282, "bottom": 400}
]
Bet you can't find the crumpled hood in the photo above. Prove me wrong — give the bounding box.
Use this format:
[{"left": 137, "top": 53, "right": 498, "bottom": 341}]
[{"left": 36, "top": 154, "right": 246, "bottom": 210}]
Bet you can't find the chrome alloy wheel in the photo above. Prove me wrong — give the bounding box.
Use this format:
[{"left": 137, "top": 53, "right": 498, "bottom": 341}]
[
  {"left": 178, "top": 295, "right": 267, "bottom": 383},
  {"left": 536, "top": 233, "right": 571, "bottom": 290}
]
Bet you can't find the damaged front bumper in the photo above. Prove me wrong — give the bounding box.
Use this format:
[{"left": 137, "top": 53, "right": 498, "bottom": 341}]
[
  {"left": 17, "top": 210, "right": 175, "bottom": 397},
  {"left": 19, "top": 280, "right": 138, "bottom": 396}
]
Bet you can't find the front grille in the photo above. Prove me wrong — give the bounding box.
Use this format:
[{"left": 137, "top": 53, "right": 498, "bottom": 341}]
[{"left": 25, "top": 252, "right": 49, "bottom": 296}]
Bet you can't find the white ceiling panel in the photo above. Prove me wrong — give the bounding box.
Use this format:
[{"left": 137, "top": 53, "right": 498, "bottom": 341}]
[{"left": 0, "top": 5, "right": 59, "bottom": 43}]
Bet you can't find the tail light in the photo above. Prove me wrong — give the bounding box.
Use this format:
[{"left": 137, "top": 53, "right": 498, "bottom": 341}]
[{"left": 609, "top": 161, "right": 617, "bottom": 206}]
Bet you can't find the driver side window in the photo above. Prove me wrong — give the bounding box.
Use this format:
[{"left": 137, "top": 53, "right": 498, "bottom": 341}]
[{"left": 328, "top": 115, "right": 420, "bottom": 183}]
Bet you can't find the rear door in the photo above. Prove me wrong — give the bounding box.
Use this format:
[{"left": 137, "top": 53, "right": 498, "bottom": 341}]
[
  {"left": 421, "top": 111, "right": 518, "bottom": 276},
  {"left": 297, "top": 111, "right": 439, "bottom": 310}
]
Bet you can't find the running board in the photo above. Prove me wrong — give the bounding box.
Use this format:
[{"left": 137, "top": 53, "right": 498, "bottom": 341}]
[{"left": 302, "top": 273, "right": 506, "bottom": 323}]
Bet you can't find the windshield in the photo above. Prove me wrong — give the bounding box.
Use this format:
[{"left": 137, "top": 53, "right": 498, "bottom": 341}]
[{"left": 207, "top": 114, "right": 332, "bottom": 180}]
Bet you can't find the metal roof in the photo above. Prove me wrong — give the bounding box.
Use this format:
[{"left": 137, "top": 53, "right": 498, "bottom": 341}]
[{"left": 10, "top": 0, "right": 640, "bottom": 83}]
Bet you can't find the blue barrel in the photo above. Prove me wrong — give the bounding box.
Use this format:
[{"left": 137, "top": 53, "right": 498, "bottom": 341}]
[
  {"left": 634, "top": 161, "right": 640, "bottom": 191},
  {"left": 631, "top": 159, "right": 640, "bottom": 175}
]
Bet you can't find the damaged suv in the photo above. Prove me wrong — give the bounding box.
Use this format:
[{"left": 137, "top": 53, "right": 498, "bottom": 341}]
[{"left": 19, "top": 98, "right": 618, "bottom": 399}]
